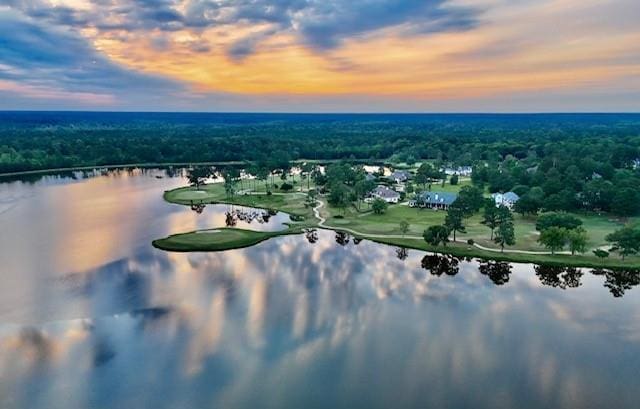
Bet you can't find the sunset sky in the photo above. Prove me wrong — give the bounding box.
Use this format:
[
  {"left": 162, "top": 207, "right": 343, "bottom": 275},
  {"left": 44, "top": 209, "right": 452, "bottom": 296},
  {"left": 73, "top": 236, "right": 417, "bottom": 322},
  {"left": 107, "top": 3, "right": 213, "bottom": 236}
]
[{"left": 1, "top": 0, "right": 639, "bottom": 112}]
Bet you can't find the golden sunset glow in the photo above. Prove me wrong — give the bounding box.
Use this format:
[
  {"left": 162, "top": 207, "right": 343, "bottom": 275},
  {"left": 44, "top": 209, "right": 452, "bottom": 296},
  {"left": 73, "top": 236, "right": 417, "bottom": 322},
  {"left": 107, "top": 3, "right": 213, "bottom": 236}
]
[{"left": 1, "top": 0, "right": 639, "bottom": 110}]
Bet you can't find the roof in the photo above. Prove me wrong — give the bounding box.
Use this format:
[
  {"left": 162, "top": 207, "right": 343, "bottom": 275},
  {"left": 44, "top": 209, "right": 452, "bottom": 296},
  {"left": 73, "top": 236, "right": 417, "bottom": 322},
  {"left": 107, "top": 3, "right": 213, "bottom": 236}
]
[
  {"left": 365, "top": 172, "right": 376, "bottom": 181},
  {"left": 389, "top": 170, "right": 410, "bottom": 179},
  {"left": 503, "top": 192, "right": 520, "bottom": 201},
  {"left": 372, "top": 185, "right": 400, "bottom": 199},
  {"left": 416, "top": 191, "right": 458, "bottom": 205},
  {"left": 493, "top": 192, "right": 520, "bottom": 202}
]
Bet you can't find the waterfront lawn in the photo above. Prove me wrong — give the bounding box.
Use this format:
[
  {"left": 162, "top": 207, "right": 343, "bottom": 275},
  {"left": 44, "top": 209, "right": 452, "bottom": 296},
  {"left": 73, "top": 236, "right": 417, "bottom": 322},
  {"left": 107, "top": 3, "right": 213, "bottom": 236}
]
[
  {"left": 153, "top": 228, "right": 294, "bottom": 252},
  {"left": 165, "top": 183, "right": 314, "bottom": 220},
  {"left": 324, "top": 201, "right": 627, "bottom": 252}
]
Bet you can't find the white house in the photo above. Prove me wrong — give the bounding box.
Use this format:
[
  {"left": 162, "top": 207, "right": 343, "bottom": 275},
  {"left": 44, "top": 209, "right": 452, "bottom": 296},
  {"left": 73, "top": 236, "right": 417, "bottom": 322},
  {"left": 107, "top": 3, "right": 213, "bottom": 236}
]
[
  {"left": 443, "top": 166, "right": 473, "bottom": 176},
  {"left": 366, "top": 185, "right": 400, "bottom": 204},
  {"left": 492, "top": 192, "right": 520, "bottom": 209}
]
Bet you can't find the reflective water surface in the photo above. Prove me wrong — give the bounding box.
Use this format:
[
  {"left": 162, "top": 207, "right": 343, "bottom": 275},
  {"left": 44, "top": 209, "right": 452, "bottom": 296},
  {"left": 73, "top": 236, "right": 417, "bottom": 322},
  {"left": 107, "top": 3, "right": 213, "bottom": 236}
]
[{"left": 0, "top": 169, "right": 639, "bottom": 409}]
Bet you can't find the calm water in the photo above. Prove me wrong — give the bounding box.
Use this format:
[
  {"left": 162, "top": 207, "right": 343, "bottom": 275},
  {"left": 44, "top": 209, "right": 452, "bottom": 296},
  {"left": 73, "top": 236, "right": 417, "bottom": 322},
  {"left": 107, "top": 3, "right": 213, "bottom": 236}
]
[{"left": 0, "top": 169, "right": 638, "bottom": 409}]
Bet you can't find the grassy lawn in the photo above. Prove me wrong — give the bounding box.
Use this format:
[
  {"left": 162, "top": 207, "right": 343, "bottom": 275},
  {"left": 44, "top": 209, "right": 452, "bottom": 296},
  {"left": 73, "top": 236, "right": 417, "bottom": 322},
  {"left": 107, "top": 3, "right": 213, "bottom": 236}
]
[
  {"left": 152, "top": 227, "right": 302, "bottom": 252},
  {"left": 164, "top": 182, "right": 315, "bottom": 220}
]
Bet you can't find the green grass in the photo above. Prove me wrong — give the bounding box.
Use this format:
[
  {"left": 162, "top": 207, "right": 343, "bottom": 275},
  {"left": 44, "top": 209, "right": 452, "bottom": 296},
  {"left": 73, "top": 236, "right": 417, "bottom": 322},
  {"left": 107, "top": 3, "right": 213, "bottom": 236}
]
[
  {"left": 152, "top": 227, "right": 302, "bottom": 252},
  {"left": 164, "top": 182, "right": 315, "bottom": 220}
]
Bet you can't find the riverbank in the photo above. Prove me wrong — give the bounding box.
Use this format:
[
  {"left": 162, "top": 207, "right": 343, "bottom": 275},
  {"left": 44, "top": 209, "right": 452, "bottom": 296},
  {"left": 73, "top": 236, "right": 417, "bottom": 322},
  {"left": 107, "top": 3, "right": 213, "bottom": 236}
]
[{"left": 158, "top": 184, "right": 640, "bottom": 269}]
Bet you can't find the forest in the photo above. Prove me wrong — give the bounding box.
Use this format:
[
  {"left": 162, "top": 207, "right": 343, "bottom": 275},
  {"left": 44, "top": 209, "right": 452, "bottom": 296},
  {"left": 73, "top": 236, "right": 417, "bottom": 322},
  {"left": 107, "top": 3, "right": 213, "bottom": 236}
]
[{"left": 2, "top": 112, "right": 640, "bottom": 218}]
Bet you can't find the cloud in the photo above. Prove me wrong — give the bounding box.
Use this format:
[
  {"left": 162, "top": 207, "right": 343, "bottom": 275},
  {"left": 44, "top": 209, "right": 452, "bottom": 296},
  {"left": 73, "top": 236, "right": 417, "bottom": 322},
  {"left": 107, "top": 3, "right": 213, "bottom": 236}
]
[
  {"left": 6, "top": 0, "right": 480, "bottom": 57},
  {"left": 0, "top": 10, "right": 183, "bottom": 100}
]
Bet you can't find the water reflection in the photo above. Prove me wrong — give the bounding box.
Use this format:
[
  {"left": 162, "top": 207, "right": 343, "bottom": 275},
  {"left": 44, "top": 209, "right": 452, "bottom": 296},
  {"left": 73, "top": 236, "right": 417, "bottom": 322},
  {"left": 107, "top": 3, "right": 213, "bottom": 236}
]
[
  {"left": 395, "top": 247, "right": 409, "bottom": 261},
  {"left": 592, "top": 268, "right": 640, "bottom": 298},
  {"left": 535, "top": 265, "right": 583, "bottom": 289},
  {"left": 1, "top": 169, "right": 640, "bottom": 408},
  {"left": 421, "top": 254, "right": 460, "bottom": 276},
  {"left": 335, "top": 231, "right": 350, "bottom": 246},
  {"left": 479, "top": 261, "right": 513, "bottom": 285}
]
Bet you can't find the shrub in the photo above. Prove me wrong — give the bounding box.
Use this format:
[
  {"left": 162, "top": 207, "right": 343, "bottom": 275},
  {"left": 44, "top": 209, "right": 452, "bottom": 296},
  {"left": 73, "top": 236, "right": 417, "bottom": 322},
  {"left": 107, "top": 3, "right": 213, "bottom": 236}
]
[
  {"left": 281, "top": 182, "right": 294, "bottom": 191},
  {"left": 467, "top": 239, "right": 475, "bottom": 245}
]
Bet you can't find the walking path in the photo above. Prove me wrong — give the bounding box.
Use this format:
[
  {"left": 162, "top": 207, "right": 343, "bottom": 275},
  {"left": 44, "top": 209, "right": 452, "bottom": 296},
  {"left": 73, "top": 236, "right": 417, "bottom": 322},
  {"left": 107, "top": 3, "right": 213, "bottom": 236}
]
[{"left": 311, "top": 199, "right": 568, "bottom": 256}]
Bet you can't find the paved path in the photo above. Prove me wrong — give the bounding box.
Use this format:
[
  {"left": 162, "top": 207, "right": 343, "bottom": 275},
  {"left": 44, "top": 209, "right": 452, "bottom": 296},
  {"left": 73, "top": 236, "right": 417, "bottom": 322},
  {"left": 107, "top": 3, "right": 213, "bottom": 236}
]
[{"left": 312, "top": 199, "right": 569, "bottom": 255}]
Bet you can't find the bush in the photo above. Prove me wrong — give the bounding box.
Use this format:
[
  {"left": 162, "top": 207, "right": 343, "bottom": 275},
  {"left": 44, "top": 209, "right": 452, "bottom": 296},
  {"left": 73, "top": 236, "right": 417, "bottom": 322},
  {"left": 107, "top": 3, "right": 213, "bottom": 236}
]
[
  {"left": 281, "top": 182, "right": 294, "bottom": 191},
  {"left": 334, "top": 215, "right": 344, "bottom": 219},
  {"left": 266, "top": 191, "right": 272, "bottom": 196},
  {"left": 467, "top": 239, "right": 475, "bottom": 245}
]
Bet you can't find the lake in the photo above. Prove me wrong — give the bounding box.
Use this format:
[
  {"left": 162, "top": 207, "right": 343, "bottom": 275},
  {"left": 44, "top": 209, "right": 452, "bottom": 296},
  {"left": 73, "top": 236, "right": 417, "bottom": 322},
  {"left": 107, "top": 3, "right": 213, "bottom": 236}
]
[{"left": 0, "top": 169, "right": 638, "bottom": 409}]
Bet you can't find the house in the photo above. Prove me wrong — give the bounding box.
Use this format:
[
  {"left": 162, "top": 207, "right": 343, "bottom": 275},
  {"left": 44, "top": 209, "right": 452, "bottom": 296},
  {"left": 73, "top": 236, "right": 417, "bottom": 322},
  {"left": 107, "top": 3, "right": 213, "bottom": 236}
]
[
  {"left": 389, "top": 170, "right": 411, "bottom": 184},
  {"left": 492, "top": 192, "right": 520, "bottom": 208},
  {"left": 365, "top": 172, "right": 377, "bottom": 182},
  {"left": 442, "top": 166, "right": 473, "bottom": 177},
  {"left": 366, "top": 185, "right": 400, "bottom": 204},
  {"left": 409, "top": 191, "right": 458, "bottom": 210}
]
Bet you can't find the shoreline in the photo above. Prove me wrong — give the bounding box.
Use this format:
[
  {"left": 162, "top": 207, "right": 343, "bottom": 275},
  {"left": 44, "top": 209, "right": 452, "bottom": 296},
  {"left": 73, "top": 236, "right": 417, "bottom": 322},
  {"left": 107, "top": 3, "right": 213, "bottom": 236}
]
[
  {"left": 0, "top": 158, "right": 387, "bottom": 178},
  {"left": 157, "top": 185, "right": 640, "bottom": 269}
]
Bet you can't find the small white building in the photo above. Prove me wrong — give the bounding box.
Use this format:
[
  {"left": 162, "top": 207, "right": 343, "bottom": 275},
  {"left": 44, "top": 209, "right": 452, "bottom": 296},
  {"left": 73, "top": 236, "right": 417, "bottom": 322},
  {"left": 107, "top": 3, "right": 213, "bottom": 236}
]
[
  {"left": 443, "top": 166, "right": 473, "bottom": 176},
  {"left": 366, "top": 185, "right": 400, "bottom": 204},
  {"left": 492, "top": 192, "right": 520, "bottom": 209}
]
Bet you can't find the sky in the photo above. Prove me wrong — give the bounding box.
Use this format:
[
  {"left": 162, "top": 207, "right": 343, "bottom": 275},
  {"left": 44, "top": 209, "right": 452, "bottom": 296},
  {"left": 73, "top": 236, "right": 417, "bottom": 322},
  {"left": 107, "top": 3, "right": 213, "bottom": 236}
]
[{"left": 0, "top": 0, "right": 639, "bottom": 112}]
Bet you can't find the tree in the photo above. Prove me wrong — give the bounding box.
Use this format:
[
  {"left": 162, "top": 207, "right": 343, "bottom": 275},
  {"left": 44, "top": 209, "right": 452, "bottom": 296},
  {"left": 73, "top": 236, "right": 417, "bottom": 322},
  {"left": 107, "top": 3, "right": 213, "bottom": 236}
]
[
  {"left": 450, "top": 174, "right": 459, "bottom": 185},
  {"left": 305, "top": 189, "right": 317, "bottom": 206},
  {"left": 481, "top": 204, "right": 499, "bottom": 240},
  {"left": 329, "top": 183, "right": 350, "bottom": 214},
  {"left": 354, "top": 179, "right": 376, "bottom": 210},
  {"left": 456, "top": 186, "right": 484, "bottom": 216},
  {"left": 535, "top": 212, "right": 582, "bottom": 232},
  {"left": 611, "top": 188, "right": 640, "bottom": 217},
  {"left": 538, "top": 226, "right": 568, "bottom": 254},
  {"left": 423, "top": 225, "right": 451, "bottom": 248},
  {"left": 187, "top": 166, "right": 212, "bottom": 190},
  {"left": 399, "top": 220, "right": 410, "bottom": 237},
  {"left": 566, "top": 227, "right": 588, "bottom": 255},
  {"left": 514, "top": 193, "right": 541, "bottom": 217},
  {"left": 255, "top": 165, "right": 270, "bottom": 192},
  {"left": 593, "top": 249, "right": 609, "bottom": 263},
  {"left": 605, "top": 227, "right": 640, "bottom": 260},
  {"left": 444, "top": 205, "right": 466, "bottom": 242},
  {"left": 301, "top": 162, "right": 314, "bottom": 190},
  {"left": 372, "top": 198, "right": 388, "bottom": 215},
  {"left": 494, "top": 208, "right": 515, "bottom": 252}
]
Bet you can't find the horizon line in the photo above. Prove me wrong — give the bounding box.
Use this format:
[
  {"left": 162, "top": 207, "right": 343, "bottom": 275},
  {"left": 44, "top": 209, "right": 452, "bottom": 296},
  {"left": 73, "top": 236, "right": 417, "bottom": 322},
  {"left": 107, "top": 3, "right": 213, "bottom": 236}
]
[{"left": 1, "top": 110, "right": 640, "bottom": 115}]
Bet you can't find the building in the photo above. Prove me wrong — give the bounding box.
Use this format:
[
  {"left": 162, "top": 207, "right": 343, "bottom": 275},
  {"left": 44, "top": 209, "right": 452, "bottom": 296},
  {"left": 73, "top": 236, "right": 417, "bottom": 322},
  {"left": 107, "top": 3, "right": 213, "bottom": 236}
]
[
  {"left": 492, "top": 192, "right": 520, "bottom": 208},
  {"left": 365, "top": 172, "right": 377, "bottom": 182},
  {"left": 389, "top": 170, "right": 411, "bottom": 184},
  {"left": 367, "top": 185, "right": 400, "bottom": 204},
  {"left": 442, "top": 166, "right": 473, "bottom": 177},
  {"left": 409, "top": 191, "right": 458, "bottom": 210}
]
